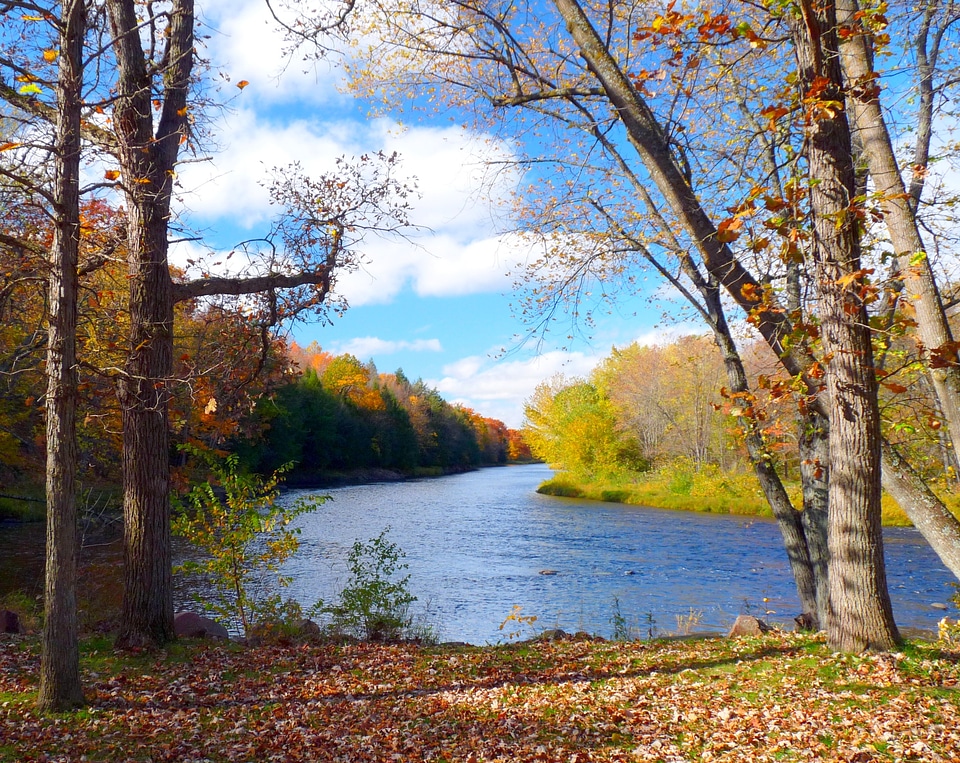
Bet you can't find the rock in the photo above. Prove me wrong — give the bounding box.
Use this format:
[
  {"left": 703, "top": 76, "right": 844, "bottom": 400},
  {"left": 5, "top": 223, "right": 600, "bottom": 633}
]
[
  {"left": 174, "top": 611, "right": 229, "bottom": 640},
  {"left": 297, "top": 618, "right": 322, "bottom": 639},
  {"left": 931, "top": 602, "right": 949, "bottom": 611},
  {"left": 538, "top": 628, "right": 570, "bottom": 641},
  {"left": 623, "top": 570, "right": 636, "bottom": 576},
  {"left": 794, "top": 612, "right": 817, "bottom": 632},
  {"left": 727, "top": 614, "right": 772, "bottom": 638},
  {"left": 538, "top": 569, "right": 558, "bottom": 575},
  {"left": 1, "top": 610, "right": 22, "bottom": 634}
]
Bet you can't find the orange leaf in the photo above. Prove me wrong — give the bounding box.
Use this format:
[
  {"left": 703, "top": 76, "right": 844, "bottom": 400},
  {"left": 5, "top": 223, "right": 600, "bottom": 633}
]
[
  {"left": 717, "top": 217, "right": 743, "bottom": 243},
  {"left": 237, "top": 80, "right": 249, "bottom": 90},
  {"left": 104, "top": 169, "right": 120, "bottom": 181}
]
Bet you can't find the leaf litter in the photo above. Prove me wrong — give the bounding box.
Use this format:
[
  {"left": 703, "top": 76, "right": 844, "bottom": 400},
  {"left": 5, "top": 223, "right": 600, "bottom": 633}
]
[{"left": 1, "top": 631, "right": 958, "bottom": 762}]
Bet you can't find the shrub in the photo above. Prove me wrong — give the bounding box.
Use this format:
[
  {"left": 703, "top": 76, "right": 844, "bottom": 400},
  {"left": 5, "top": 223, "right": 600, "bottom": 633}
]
[
  {"left": 172, "top": 447, "right": 324, "bottom": 637},
  {"left": 313, "top": 528, "right": 421, "bottom": 642}
]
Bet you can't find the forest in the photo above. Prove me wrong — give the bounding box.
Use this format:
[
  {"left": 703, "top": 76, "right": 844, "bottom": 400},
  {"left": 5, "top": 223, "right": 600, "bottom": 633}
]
[
  {"left": 522, "top": 333, "right": 957, "bottom": 524},
  {"left": 0, "top": 244, "right": 530, "bottom": 506}
]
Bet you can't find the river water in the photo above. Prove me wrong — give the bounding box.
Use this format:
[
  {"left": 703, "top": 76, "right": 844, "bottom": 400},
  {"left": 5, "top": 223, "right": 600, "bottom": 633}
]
[
  {"left": 278, "top": 464, "right": 956, "bottom": 643},
  {"left": 1, "top": 463, "right": 955, "bottom": 643}
]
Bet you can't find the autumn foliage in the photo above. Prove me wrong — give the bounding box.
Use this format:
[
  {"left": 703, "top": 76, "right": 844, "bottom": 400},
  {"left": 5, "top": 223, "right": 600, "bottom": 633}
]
[
  {"left": 0, "top": 202, "right": 527, "bottom": 504},
  {"left": 1, "top": 631, "right": 958, "bottom": 761}
]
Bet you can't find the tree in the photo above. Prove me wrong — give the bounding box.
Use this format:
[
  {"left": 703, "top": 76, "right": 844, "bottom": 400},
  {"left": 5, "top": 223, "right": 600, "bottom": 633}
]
[
  {"left": 308, "top": 0, "right": 945, "bottom": 649},
  {"left": 523, "top": 376, "right": 642, "bottom": 481},
  {"left": 2, "top": 0, "right": 414, "bottom": 649},
  {"left": 595, "top": 337, "right": 731, "bottom": 470},
  {"left": 38, "top": 0, "right": 87, "bottom": 711},
  {"left": 785, "top": 0, "right": 898, "bottom": 650}
]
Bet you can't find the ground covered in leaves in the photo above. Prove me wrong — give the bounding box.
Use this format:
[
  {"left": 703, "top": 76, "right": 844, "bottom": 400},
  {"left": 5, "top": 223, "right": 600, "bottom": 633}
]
[{"left": 2, "top": 632, "right": 958, "bottom": 762}]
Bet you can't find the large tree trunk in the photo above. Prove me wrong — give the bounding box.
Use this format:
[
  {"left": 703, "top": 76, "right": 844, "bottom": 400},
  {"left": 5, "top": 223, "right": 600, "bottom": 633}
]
[
  {"left": 789, "top": 0, "right": 899, "bottom": 651},
  {"left": 38, "top": 0, "right": 86, "bottom": 711},
  {"left": 109, "top": 0, "right": 194, "bottom": 649}
]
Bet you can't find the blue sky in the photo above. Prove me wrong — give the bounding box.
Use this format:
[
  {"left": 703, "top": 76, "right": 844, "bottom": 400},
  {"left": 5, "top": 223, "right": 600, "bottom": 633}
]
[{"left": 170, "top": 0, "right": 685, "bottom": 427}]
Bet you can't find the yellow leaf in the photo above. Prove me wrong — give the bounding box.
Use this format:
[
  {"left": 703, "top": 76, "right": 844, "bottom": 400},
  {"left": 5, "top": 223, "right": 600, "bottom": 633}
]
[
  {"left": 0, "top": 142, "right": 21, "bottom": 152},
  {"left": 43, "top": 49, "right": 58, "bottom": 62},
  {"left": 204, "top": 397, "right": 218, "bottom": 415}
]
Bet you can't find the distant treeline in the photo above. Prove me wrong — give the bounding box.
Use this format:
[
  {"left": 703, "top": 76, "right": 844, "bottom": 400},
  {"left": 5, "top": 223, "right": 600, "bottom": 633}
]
[{"left": 235, "top": 344, "right": 532, "bottom": 482}]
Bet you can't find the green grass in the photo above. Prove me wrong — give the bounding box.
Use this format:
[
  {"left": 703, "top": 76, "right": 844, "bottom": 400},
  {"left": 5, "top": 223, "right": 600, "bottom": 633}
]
[
  {"left": 1, "top": 632, "right": 957, "bottom": 762},
  {"left": 538, "top": 469, "right": 951, "bottom": 528}
]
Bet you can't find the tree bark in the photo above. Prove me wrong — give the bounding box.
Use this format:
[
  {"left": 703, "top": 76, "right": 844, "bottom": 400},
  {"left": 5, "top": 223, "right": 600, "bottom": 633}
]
[
  {"left": 789, "top": 0, "right": 899, "bottom": 651},
  {"left": 108, "top": 0, "right": 194, "bottom": 649},
  {"left": 799, "top": 411, "right": 831, "bottom": 629},
  {"left": 38, "top": 0, "right": 86, "bottom": 711}
]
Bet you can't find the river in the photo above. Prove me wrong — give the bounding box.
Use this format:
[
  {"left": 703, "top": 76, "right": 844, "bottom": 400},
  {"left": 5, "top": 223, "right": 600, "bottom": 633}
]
[
  {"left": 278, "top": 464, "right": 956, "bottom": 643},
  {"left": 1, "top": 463, "right": 955, "bottom": 643}
]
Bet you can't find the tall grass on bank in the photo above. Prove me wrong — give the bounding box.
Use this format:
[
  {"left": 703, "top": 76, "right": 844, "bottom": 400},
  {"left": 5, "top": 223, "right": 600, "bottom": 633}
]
[{"left": 536, "top": 460, "right": 955, "bottom": 527}]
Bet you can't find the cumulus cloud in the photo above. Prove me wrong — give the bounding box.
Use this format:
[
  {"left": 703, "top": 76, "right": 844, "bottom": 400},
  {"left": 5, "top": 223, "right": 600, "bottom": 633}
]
[
  {"left": 172, "top": 0, "right": 529, "bottom": 310},
  {"left": 428, "top": 349, "right": 604, "bottom": 427},
  {"left": 197, "top": 0, "right": 346, "bottom": 106}
]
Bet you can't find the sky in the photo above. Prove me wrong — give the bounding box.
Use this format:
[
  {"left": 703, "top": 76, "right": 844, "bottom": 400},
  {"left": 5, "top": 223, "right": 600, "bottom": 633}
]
[{"left": 169, "top": 0, "right": 690, "bottom": 427}]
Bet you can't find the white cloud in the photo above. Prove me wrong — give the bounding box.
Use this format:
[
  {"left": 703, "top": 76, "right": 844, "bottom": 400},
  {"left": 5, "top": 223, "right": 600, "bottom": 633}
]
[
  {"left": 428, "top": 349, "right": 603, "bottom": 427},
  {"left": 329, "top": 336, "right": 443, "bottom": 357},
  {"left": 197, "top": 0, "right": 346, "bottom": 107},
  {"left": 175, "top": 108, "right": 529, "bottom": 306}
]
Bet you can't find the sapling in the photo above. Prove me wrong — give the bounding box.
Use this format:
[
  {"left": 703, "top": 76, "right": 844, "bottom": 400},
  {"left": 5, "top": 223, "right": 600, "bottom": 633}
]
[
  {"left": 313, "top": 528, "right": 418, "bottom": 642},
  {"left": 173, "top": 446, "right": 324, "bottom": 637}
]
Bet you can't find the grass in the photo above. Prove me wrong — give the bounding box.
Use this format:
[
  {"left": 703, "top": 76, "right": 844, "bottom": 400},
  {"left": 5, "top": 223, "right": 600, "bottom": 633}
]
[
  {"left": 538, "top": 468, "right": 954, "bottom": 528},
  {"left": 0, "top": 491, "right": 45, "bottom": 522},
  {"left": 1, "top": 630, "right": 957, "bottom": 762}
]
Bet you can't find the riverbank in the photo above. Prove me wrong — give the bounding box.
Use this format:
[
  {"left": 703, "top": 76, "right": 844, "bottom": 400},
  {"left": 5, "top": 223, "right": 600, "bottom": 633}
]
[
  {"left": 1, "top": 630, "right": 957, "bottom": 761},
  {"left": 536, "top": 471, "right": 953, "bottom": 528},
  {"left": 0, "top": 463, "right": 531, "bottom": 522}
]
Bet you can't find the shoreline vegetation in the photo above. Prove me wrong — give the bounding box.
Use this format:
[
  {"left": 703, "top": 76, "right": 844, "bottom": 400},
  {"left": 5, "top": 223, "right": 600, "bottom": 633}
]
[
  {"left": 1, "top": 630, "right": 958, "bottom": 761},
  {"left": 535, "top": 466, "right": 960, "bottom": 528},
  {"left": 0, "top": 462, "right": 543, "bottom": 523}
]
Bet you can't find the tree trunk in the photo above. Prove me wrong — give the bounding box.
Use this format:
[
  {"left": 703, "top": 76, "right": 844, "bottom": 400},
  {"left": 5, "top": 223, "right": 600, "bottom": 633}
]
[
  {"left": 881, "top": 440, "right": 960, "bottom": 576},
  {"left": 696, "top": 270, "right": 822, "bottom": 623},
  {"left": 108, "top": 0, "right": 194, "bottom": 649},
  {"left": 799, "top": 411, "right": 831, "bottom": 629},
  {"left": 789, "top": 0, "right": 899, "bottom": 651},
  {"left": 38, "top": 0, "right": 86, "bottom": 712}
]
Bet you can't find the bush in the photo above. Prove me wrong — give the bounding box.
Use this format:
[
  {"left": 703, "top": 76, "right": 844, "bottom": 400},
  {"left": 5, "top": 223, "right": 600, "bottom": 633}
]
[
  {"left": 313, "top": 528, "right": 423, "bottom": 642},
  {"left": 172, "top": 447, "right": 324, "bottom": 637}
]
